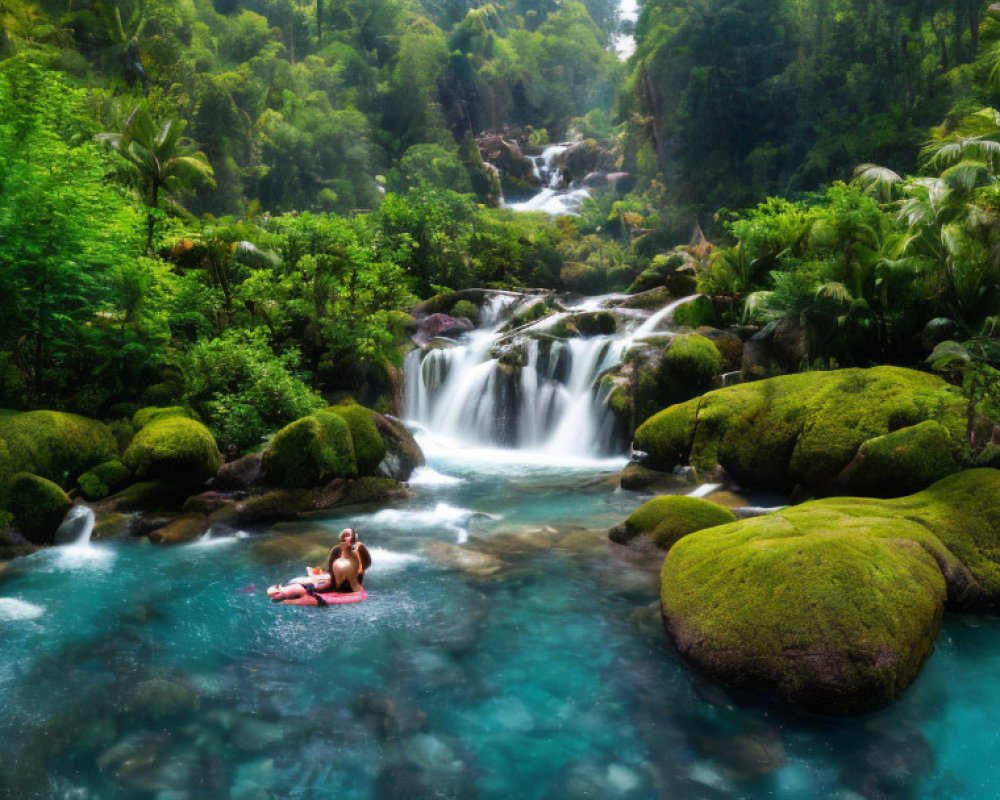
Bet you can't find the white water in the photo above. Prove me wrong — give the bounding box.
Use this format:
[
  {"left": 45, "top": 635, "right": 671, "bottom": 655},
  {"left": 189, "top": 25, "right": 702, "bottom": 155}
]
[
  {"left": 0, "top": 597, "right": 45, "bottom": 622},
  {"left": 405, "top": 292, "right": 700, "bottom": 459},
  {"left": 54, "top": 504, "right": 95, "bottom": 546},
  {"left": 504, "top": 143, "right": 591, "bottom": 216}
]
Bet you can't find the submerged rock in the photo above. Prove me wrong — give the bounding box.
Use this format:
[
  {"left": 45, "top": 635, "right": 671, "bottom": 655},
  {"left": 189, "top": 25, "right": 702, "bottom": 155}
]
[
  {"left": 661, "top": 469, "right": 1000, "bottom": 715},
  {"left": 424, "top": 541, "right": 503, "bottom": 577},
  {"left": 636, "top": 366, "right": 969, "bottom": 496},
  {"left": 147, "top": 513, "right": 211, "bottom": 545}
]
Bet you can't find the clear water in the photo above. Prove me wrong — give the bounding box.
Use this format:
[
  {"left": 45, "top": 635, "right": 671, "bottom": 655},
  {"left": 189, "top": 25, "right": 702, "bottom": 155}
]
[{"left": 2, "top": 443, "right": 999, "bottom": 799}]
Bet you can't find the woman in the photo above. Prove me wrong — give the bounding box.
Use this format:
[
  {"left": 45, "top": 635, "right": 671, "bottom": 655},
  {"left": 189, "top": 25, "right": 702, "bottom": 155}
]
[{"left": 324, "top": 527, "right": 372, "bottom": 593}]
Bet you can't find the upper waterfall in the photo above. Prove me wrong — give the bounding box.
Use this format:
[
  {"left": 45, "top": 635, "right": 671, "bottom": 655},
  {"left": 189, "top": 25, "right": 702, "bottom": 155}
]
[{"left": 404, "top": 291, "right": 697, "bottom": 457}]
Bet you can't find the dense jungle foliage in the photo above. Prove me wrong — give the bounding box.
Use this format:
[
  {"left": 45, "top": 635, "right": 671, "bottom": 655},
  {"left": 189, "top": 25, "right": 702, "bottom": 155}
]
[{"left": 0, "top": 0, "right": 998, "bottom": 453}]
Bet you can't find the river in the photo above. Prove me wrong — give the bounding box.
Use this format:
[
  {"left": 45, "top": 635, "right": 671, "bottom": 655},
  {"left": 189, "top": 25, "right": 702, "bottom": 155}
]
[{"left": 1, "top": 294, "right": 999, "bottom": 798}]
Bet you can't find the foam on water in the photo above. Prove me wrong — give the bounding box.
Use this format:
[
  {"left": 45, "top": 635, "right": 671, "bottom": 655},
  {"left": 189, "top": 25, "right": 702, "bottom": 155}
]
[
  {"left": 365, "top": 548, "right": 422, "bottom": 570},
  {"left": 687, "top": 483, "right": 722, "bottom": 498},
  {"left": 408, "top": 466, "right": 464, "bottom": 487},
  {"left": 0, "top": 597, "right": 44, "bottom": 621}
]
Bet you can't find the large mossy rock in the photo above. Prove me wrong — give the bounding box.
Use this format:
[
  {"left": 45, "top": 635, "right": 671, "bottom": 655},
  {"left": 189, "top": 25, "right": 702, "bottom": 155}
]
[
  {"left": 837, "top": 420, "right": 959, "bottom": 497},
  {"left": 660, "top": 469, "right": 1000, "bottom": 715},
  {"left": 610, "top": 495, "right": 736, "bottom": 550},
  {"left": 260, "top": 410, "right": 358, "bottom": 487},
  {"left": 0, "top": 411, "right": 117, "bottom": 502},
  {"left": 9, "top": 473, "right": 72, "bottom": 545},
  {"left": 656, "top": 334, "right": 724, "bottom": 407},
  {"left": 635, "top": 367, "right": 966, "bottom": 496},
  {"left": 77, "top": 460, "right": 132, "bottom": 501},
  {"left": 329, "top": 403, "right": 386, "bottom": 475},
  {"left": 122, "top": 417, "right": 223, "bottom": 483}
]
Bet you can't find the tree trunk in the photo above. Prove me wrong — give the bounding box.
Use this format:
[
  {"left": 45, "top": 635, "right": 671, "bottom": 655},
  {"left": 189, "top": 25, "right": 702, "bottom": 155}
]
[{"left": 317, "top": 0, "right": 323, "bottom": 40}]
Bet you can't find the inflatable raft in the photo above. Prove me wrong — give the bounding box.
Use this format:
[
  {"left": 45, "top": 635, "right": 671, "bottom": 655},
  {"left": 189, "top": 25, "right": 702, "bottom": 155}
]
[{"left": 267, "top": 567, "right": 368, "bottom": 606}]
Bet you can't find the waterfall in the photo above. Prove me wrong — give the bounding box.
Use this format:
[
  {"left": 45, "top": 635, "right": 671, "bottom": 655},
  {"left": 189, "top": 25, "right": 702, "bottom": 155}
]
[
  {"left": 405, "top": 293, "right": 699, "bottom": 457},
  {"left": 55, "top": 504, "right": 95, "bottom": 546},
  {"left": 504, "top": 144, "right": 591, "bottom": 216}
]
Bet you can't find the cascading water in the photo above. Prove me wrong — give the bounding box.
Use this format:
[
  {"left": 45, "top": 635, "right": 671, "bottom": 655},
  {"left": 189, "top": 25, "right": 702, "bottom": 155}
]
[
  {"left": 405, "top": 292, "right": 698, "bottom": 457},
  {"left": 503, "top": 144, "right": 591, "bottom": 216},
  {"left": 54, "top": 504, "right": 95, "bottom": 546}
]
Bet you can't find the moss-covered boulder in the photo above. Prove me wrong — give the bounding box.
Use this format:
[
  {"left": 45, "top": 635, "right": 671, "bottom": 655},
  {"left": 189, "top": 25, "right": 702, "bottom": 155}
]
[
  {"left": 77, "top": 460, "right": 132, "bottom": 501},
  {"left": 838, "top": 421, "right": 960, "bottom": 498},
  {"left": 132, "top": 406, "right": 192, "bottom": 430},
  {"left": 9, "top": 473, "right": 72, "bottom": 545},
  {"left": 610, "top": 495, "right": 736, "bottom": 550},
  {"left": 635, "top": 367, "right": 966, "bottom": 496},
  {"left": 660, "top": 469, "right": 1000, "bottom": 715},
  {"left": 656, "top": 334, "right": 724, "bottom": 407},
  {"left": 261, "top": 410, "right": 357, "bottom": 488},
  {"left": 329, "top": 403, "right": 386, "bottom": 475},
  {"left": 0, "top": 411, "right": 117, "bottom": 503},
  {"left": 122, "top": 417, "right": 223, "bottom": 483},
  {"left": 450, "top": 299, "right": 481, "bottom": 326}
]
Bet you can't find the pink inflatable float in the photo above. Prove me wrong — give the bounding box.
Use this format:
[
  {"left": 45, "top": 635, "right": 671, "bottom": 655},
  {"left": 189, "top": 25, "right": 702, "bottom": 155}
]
[{"left": 267, "top": 567, "right": 368, "bottom": 606}]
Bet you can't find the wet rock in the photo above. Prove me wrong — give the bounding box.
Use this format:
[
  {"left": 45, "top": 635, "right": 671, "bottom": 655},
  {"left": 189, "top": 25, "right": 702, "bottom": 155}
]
[
  {"left": 491, "top": 342, "right": 527, "bottom": 368},
  {"left": 122, "top": 678, "right": 200, "bottom": 722},
  {"left": 620, "top": 464, "right": 694, "bottom": 494},
  {"left": 412, "top": 313, "right": 474, "bottom": 346},
  {"left": 213, "top": 451, "right": 262, "bottom": 490},
  {"left": 147, "top": 513, "right": 210, "bottom": 545},
  {"left": 352, "top": 692, "right": 427, "bottom": 740},
  {"left": 695, "top": 726, "right": 786, "bottom": 779},
  {"left": 231, "top": 716, "right": 286, "bottom": 752},
  {"left": 375, "top": 414, "right": 424, "bottom": 481},
  {"left": 403, "top": 733, "right": 462, "bottom": 773},
  {"left": 611, "top": 286, "right": 674, "bottom": 311},
  {"left": 556, "top": 528, "right": 606, "bottom": 552},
  {"left": 182, "top": 491, "right": 239, "bottom": 515},
  {"left": 91, "top": 511, "right": 134, "bottom": 540},
  {"left": 696, "top": 327, "right": 743, "bottom": 371},
  {"left": 703, "top": 490, "right": 749, "bottom": 509},
  {"left": 478, "top": 134, "right": 538, "bottom": 190},
  {"left": 424, "top": 541, "right": 503, "bottom": 577}
]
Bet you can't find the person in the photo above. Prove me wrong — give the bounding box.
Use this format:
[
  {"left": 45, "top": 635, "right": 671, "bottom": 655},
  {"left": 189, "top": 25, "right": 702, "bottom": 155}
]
[{"left": 323, "top": 527, "right": 371, "bottom": 593}]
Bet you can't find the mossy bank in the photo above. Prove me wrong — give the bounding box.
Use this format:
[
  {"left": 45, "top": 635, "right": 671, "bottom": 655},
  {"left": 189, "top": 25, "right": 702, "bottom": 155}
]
[{"left": 659, "top": 469, "right": 1000, "bottom": 715}]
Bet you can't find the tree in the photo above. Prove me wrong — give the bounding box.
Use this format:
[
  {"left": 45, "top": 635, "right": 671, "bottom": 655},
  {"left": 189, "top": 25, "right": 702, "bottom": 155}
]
[{"left": 99, "top": 104, "right": 214, "bottom": 252}]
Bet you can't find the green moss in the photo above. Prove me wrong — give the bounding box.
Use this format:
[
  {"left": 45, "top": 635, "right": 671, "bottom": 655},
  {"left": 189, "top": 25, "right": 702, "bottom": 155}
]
[
  {"left": 122, "top": 417, "right": 222, "bottom": 483},
  {"left": 657, "top": 334, "right": 724, "bottom": 407},
  {"left": 261, "top": 411, "right": 357, "bottom": 487},
  {"left": 329, "top": 403, "right": 386, "bottom": 475},
  {"left": 451, "top": 300, "right": 481, "bottom": 325},
  {"left": 9, "top": 473, "right": 72, "bottom": 545},
  {"left": 671, "top": 295, "right": 717, "bottom": 328},
  {"left": 575, "top": 311, "right": 617, "bottom": 336},
  {"left": 839, "top": 420, "right": 960, "bottom": 497},
  {"left": 635, "top": 367, "right": 966, "bottom": 495},
  {"left": 132, "top": 406, "right": 191, "bottom": 430},
  {"left": 618, "top": 495, "right": 736, "bottom": 549},
  {"left": 77, "top": 460, "right": 132, "bottom": 501},
  {"left": 507, "top": 300, "right": 549, "bottom": 329},
  {"left": 0, "top": 411, "right": 117, "bottom": 505},
  {"left": 660, "top": 469, "right": 1000, "bottom": 714}
]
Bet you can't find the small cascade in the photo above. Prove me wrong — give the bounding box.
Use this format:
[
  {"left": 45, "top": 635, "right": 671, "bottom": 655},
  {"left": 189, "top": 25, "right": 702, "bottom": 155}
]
[
  {"left": 504, "top": 143, "right": 591, "bottom": 216},
  {"left": 405, "top": 292, "right": 701, "bottom": 457},
  {"left": 55, "top": 504, "right": 95, "bottom": 546}
]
